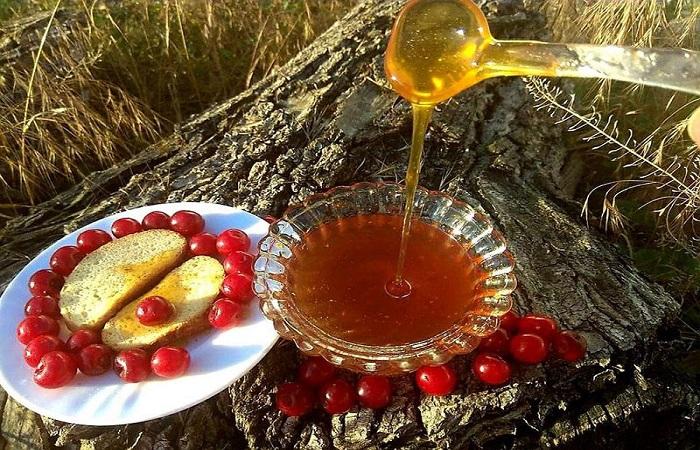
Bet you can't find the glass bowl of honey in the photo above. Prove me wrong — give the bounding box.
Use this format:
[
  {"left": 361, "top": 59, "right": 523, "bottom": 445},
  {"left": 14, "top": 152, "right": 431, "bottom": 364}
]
[{"left": 253, "top": 182, "right": 516, "bottom": 374}]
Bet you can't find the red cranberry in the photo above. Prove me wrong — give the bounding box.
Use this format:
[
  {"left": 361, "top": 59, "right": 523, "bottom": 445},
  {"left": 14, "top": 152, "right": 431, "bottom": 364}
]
[
  {"left": 142, "top": 211, "right": 171, "bottom": 230},
  {"left": 223, "top": 251, "right": 254, "bottom": 275},
  {"left": 477, "top": 328, "right": 509, "bottom": 355},
  {"left": 320, "top": 378, "right": 356, "bottom": 414},
  {"left": 28, "top": 269, "right": 64, "bottom": 297},
  {"left": 499, "top": 310, "right": 520, "bottom": 334},
  {"left": 208, "top": 298, "right": 244, "bottom": 329},
  {"left": 297, "top": 356, "right": 337, "bottom": 387},
  {"left": 170, "top": 211, "right": 204, "bottom": 237},
  {"left": 49, "top": 246, "right": 85, "bottom": 276},
  {"left": 276, "top": 382, "right": 314, "bottom": 417},
  {"left": 24, "top": 296, "right": 60, "bottom": 318},
  {"left": 518, "top": 314, "right": 558, "bottom": 341},
  {"left": 509, "top": 333, "right": 549, "bottom": 365},
  {"left": 34, "top": 351, "right": 77, "bottom": 388},
  {"left": 78, "top": 344, "right": 114, "bottom": 375},
  {"left": 553, "top": 331, "right": 587, "bottom": 362},
  {"left": 67, "top": 329, "right": 101, "bottom": 352},
  {"left": 136, "top": 296, "right": 174, "bottom": 326},
  {"left": 263, "top": 215, "right": 277, "bottom": 224},
  {"left": 114, "top": 349, "right": 150, "bottom": 383},
  {"left": 472, "top": 353, "right": 512, "bottom": 385},
  {"left": 220, "top": 272, "right": 254, "bottom": 303},
  {"left": 17, "top": 315, "right": 59, "bottom": 344},
  {"left": 76, "top": 229, "right": 112, "bottom": 253},
  {"left": 216, "top": 229, "right": 250, "bottom": 255},
  {"left": 357, "top": 375, "right": 392, "bottom": 409},
  {"left": 24, "top": 335, "right": 65, "bottom": 367},
  {"left": 112, "top": 218, "right": 142, "bottom": 238},
  {"left": 415, "top": 364, "right": 457, "bottom": 396},
  {"left": 189, "top": 232, "right": 218, "bottom": 256},
  {"left": 150, "top": 346, "right": 190, "bottom": 378}
]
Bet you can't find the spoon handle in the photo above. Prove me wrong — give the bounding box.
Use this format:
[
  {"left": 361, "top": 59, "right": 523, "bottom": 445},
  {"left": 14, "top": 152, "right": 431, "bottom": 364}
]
[{"left": 483, "top": 40, "right": 700, "bottom": 95}]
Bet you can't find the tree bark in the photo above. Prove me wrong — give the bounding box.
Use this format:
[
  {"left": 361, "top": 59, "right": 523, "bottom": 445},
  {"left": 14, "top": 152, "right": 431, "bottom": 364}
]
[{"left": 1, "top": 1, "right": 697, "bottom": 449}]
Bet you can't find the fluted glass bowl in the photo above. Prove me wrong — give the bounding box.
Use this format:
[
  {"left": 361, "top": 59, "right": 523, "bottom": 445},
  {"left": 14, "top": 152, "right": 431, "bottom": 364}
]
[{"left": 253, "top": 182, "right": 516, "bottom": 374}]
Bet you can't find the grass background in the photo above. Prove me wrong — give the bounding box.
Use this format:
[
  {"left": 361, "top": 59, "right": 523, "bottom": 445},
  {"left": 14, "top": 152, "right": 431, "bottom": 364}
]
[{"left": 0, "top": 0, "right": 698, "bottom": 350}]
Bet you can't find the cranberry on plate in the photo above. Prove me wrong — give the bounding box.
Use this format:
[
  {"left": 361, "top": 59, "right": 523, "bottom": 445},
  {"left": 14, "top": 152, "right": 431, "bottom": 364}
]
[
  {"left": 170, "top": 210, "right": 204, "bottom": 237},
  {"left": 136, "top": 296, "right": 174, "bottom": 326},
  {"left": 357, "top": 375, "right": 392, "bottom": 409},
  {"left": 276, "top": 382, "right": 314, "bottom": 417},
  {"left": 415, "top": 364, "right": 457, "bottom": 396},
  {"left": 28, "top": 269, "right": 64, "bottom": 297},
  {"left": 111, "top": 218, "right": 143, "bottom": 238},
  {"left": 509, "top": 333, "right": 549, "bottom": 365},
  {"left": 76, "top": 229, "right": 112, "bottom": 253},
  {"left": 49, "top": 246, "right": 85, "bottom": 276},
  {"left": 114, "top": 349, "right": 150, "bottom": 383},
  {"left": 67, "top": 329, "right": 101, "bottom": 352},
  {"left": 151, "top": 346, "right": 190, "bottom": 378},
  {"left": 222, "top": 251, "right": 254, "bottom": 275},
  {"left": 297, "top": 356, "right": 337, "bottom": 387},
  {"left": 78, "top": 344, "right": 114, "bottom": 376},
  {"left": 477, "top": 328, "right": 509, "bottom": 355},
  {"left": 553, "top": 331, "right": 587, "bottom": 362},
  {"left": 208, "top": 298, "right": 244, "bottom": 329},
  {"left": 34, "top": 351, "right": 77, "bottom": 389},
  {"left": 17, "top": 315, "right": 59, "bottom": 345},
  {"left": 189, "top": 232, "right": 218, "bottom": 256},
  {"left": 24, "top": 295, "right": 60, "bottom": 318},
  {"left": 517, "top": 314, "right": 558, "bottom": 341},
  {"left": 216, "top": 229, "right": 250, "bottom": 255},
  {"left": 319, "top": 378, "right": 356, "bottom": 414},
  {"left": 142, "top": 211, "right": 171, "bottom": 230},
  {"left": 472, "top": 353, "right": 512, "bottom": 385},
  {"left": 220, "top": 272, "right": 254, "bottom": 303},
  {"left": 263, "top": 215, "right": 277, "bottom": 224},
  {"left": 24, "top": 335, "right": 65, "bottom": 368}
]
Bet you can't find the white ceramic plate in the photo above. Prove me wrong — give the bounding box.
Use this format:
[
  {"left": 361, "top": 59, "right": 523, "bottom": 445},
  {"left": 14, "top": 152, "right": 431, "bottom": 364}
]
[{"left": 0, "top": 202, "right": 278, "bottom": 425}]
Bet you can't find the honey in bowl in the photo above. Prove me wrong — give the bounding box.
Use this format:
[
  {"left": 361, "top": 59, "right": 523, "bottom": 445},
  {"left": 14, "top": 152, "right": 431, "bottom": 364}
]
[{"left": 287, "top": 214, "right": 480, "bottom": 346}]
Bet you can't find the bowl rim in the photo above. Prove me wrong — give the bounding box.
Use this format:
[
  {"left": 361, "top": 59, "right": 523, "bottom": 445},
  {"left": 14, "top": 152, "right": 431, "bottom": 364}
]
[{"left": 254, "top": 181, "right": 516, "bottom": 372}]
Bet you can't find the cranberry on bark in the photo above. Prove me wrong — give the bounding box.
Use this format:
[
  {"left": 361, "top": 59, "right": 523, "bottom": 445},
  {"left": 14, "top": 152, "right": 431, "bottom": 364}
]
[
  {"left": 276, "top": 382, "right": 314, "bottom": 416},
  {"left": 553, "top": 331, "right": 587, "bottom": 362},
  {"left": 320, "top": 378, "right": 356, "bottom": 414},
  {"left": 357, "top": 375, "right": 392, "bottom": 409},
  {"left": 415, "top": 364, "right": 457, "bottom": 396},
  {"left": 509, "top": 333, "right": 549, "bottom": 365}
]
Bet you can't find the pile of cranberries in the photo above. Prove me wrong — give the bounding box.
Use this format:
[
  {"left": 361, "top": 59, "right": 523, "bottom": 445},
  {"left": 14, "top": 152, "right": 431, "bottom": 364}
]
[
  {"left": 18, "top": 209, "right": 265, "bottom": 389},
  {"left": 275, "top": 356, "right": 393, "bottom": 416},
  {"left": 276, "top": 312, "right": 586, "bottom": 416},
  {"left": 408, "top": 312, "right": 587, "bottom": 395}
]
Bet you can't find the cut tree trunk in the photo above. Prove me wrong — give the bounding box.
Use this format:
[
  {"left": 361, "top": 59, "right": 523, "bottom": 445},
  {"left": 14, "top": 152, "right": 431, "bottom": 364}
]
[{"left": 1, "top": 1, "right": 697, "bottom": 449}]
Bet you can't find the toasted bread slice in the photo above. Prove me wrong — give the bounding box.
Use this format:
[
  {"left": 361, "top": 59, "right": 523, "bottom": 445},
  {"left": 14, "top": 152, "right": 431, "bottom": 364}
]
[
  {"left": 60, "top": 229, "right": 187, "bottom": 330},
  {"left": 102, "top": 256, "right": 225, "bottom": 350}
]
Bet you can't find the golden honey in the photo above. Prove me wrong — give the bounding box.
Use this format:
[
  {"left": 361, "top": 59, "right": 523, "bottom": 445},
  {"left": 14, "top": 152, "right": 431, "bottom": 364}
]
[{"left": 287, "top": 214, "right": 480, "bottom": 345}]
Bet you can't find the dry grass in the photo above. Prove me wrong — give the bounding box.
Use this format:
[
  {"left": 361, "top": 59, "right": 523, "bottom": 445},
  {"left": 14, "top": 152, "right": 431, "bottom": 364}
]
[
  {"left": 0, "top": 0, "right": 354, "bottom": 213},
  {"left": 539, "top": 0, "right": 700, "bottom": 247}
]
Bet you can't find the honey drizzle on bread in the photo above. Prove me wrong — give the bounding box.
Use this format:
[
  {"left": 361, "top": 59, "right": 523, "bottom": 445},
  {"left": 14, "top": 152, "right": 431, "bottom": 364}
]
[
  {"left": 102, "top": 256, "right": 225, "bottom": 350},
  {"left": 60, "top": 230, "right": 188, "bottom": 330}
]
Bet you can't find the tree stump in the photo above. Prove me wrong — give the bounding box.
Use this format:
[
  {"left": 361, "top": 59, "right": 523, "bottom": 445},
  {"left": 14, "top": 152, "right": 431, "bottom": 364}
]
[{"left": 0, "top": 1, "right": 697, "bottom": 449}]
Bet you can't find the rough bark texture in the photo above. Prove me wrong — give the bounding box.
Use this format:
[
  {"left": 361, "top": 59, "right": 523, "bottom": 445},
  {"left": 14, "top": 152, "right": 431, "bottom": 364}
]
[{"left": 1, "top": 1, "right": 698, "bottom": 449}]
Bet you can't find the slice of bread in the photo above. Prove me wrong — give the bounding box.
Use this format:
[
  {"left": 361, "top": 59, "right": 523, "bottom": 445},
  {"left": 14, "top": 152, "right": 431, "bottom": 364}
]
[
  {"left": 60, "top": 229, "right": 187, "bottom": 330},
  {"left": 102, "top": 256, "right": 225, "bottom": 350}
]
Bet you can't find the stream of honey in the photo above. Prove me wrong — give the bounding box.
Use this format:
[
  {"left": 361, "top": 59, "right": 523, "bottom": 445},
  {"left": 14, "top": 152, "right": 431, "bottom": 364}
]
[
  {"left": 384, "top": 0, "right": 564, "bottom": 294},
  {"left": 290, "top": 0, "right": 523, "bottom": 344}
]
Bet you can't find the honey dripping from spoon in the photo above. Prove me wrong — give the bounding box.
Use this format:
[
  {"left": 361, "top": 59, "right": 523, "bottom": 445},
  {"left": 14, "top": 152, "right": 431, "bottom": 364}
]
[{"left": 383, "top": 0, "right": 700, "bottom": 296}]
